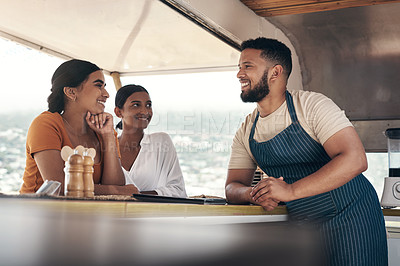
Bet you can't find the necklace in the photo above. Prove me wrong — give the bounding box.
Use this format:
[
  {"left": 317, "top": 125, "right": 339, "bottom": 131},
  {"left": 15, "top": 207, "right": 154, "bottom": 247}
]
[{"left": 62, "top": 116, "right": 86, "bottom": 137}]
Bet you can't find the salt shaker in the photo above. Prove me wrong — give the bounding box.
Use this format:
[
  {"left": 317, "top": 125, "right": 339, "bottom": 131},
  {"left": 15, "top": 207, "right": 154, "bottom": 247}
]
[{"left": 82, "top": 150, "right": 95, "bottom": 198}]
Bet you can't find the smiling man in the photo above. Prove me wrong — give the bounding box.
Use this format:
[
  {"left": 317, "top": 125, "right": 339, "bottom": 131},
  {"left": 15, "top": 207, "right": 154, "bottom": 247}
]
[{"left": 225, "top": 37, "right": 387, "bottom": 266}]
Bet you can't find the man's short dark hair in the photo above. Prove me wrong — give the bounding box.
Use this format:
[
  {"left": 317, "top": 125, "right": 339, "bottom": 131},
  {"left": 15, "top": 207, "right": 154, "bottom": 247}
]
[{"left": 240, "top": 37, "right": 292, "bottom": 79}]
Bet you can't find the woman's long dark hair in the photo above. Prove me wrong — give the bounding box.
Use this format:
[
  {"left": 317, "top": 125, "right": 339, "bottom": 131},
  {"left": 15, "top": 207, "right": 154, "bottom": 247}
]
[
  {"left": 47, "top": 59, "right": 100, "bottom": 114},
  {"left": 115, "top": 84, "right": 149, "bottom": 130}
]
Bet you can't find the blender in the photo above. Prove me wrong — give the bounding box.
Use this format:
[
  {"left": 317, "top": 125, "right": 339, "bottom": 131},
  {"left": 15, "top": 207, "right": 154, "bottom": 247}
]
[{"left": 381, "top": 128, "right": 400, "bottom": 208}]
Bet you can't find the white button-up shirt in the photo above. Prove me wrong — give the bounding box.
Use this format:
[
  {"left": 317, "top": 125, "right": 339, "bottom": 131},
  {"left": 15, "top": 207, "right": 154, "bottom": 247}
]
[{"left": 122, "top": 132, "right": 187, "bottom": 197}]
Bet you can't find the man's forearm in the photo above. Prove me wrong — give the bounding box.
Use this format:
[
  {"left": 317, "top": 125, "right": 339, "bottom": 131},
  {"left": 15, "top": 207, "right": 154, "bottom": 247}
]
[{"left": 225, "top": 183, "right": 253, "bottom": 204}]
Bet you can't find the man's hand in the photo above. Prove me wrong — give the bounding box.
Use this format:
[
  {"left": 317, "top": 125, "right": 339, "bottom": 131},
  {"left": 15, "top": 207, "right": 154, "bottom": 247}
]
[{"left": 251, "top": 176, "right": 294, "bottom": 210}]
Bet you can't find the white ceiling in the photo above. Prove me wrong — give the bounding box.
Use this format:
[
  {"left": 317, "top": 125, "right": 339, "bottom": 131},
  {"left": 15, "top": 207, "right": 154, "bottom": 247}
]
[{"left": 0, "top": 0, "right": 239, "bottom": 75}]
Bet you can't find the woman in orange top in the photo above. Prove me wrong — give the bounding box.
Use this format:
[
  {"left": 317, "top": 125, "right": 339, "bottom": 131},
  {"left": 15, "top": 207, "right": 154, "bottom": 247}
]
[{"left": 20, "top": 59, "right": 139, "bottom": 195}]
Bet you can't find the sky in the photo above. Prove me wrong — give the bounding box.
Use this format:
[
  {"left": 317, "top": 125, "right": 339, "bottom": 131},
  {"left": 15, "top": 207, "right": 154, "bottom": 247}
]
[{"left": 0, "top": 37, "right": 255, "bottom": 115}]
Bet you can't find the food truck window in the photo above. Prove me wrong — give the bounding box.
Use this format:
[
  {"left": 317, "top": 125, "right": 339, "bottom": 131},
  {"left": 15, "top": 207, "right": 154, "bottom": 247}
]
[
  {"left": 0, "top": 37, "right": 255, "bottom": 197},
  {"left": 121, "top": 73, "right": 253, "bottom": 197},
  {"left": 0, "top": 40, "right": 388, "bottom": 199}
]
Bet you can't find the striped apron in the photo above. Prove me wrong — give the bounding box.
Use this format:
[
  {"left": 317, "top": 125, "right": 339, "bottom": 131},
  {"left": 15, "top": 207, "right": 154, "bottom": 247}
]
[{"left": 249, "top": 91, "right": 388, "bottom": 265}]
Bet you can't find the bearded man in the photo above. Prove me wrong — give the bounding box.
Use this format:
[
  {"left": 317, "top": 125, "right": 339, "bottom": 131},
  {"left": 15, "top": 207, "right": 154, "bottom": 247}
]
[{"left": 225, "top": 37, "right": 387, "bottom": 266}]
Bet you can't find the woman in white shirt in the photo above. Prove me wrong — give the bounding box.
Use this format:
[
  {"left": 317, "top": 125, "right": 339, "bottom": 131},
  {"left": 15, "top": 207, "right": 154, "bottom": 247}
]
[{"left": 114, "top": 84, "right": 187, "bottom": 197}]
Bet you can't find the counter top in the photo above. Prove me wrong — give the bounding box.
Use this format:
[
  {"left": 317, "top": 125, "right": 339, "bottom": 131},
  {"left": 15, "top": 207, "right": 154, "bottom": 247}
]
[
  {"left": 383, "top": 208, "right": 400, "bottom": 217},
  {"left": 0, "top": 195, "right": 316, "bottom": 266},
  {"left": 1, "top": 194, "right": 398, "bottom": 265},
  {"left": 2, "top": 194, "right": 399, "bottom": 218},
  {"left": 0, "top": 194, "right": 287, "bottom": 220}
]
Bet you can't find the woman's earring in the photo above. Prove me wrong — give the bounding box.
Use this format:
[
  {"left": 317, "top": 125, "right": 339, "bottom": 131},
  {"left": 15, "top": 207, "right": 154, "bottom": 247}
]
[{"left": 64, "top": 87, "right": 76, "bottom": 102}]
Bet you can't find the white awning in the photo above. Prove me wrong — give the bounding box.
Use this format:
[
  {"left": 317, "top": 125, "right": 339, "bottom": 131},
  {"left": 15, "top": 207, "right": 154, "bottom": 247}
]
[{"left": 0, "top": 0, "right": 239, "bottom": 75}]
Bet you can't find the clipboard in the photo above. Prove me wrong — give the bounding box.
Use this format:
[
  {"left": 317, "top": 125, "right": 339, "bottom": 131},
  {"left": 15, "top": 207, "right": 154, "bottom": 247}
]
[{"left": 132, "top": 194, "right": 226, "bottom": 205}]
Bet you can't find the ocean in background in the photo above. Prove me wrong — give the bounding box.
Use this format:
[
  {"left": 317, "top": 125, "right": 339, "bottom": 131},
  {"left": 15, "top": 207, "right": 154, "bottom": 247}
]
[
  {"left": 0, "top": 110, "right": 249, "bottom": 197},
  {"left": 0, "top": 110, "right": 388, "bottom": 199}
]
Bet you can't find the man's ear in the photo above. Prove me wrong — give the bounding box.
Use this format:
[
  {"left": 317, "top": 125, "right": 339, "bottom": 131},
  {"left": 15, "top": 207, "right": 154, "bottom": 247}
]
[
  {"left": 114, "top": 107, "right": 122, "bottom": 118},
  {"left": 270, "top": 65, "right": 284, "bottom": 80},
  {"left": 63, "top": 87, "right": 77, "bottom": 101}
]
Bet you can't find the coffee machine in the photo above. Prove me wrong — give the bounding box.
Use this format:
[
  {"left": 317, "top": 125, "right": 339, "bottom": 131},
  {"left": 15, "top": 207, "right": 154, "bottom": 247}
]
[{"left": 381, "top": 128, "right": 400, "bottom": 208}]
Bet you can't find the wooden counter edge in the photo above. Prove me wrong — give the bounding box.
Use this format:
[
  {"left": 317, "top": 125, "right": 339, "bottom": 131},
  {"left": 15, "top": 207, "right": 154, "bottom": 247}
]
[
  {"left": 3, "top": 195, "right": 400, "bottom": 218},
  {"left": 124, "top": 202, "right": 288, "bottom": 217}
]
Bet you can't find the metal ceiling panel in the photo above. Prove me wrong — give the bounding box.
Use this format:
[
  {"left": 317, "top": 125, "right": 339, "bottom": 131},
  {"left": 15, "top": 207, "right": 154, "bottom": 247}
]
[{"left": 267, "top": 3, "right": 400, "bottom": 121}]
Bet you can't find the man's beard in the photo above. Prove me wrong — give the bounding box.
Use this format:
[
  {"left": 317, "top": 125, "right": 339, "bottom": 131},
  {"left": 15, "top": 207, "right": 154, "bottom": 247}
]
[{"left": 240, "top": 70, "right": 270, "bottom": 103}]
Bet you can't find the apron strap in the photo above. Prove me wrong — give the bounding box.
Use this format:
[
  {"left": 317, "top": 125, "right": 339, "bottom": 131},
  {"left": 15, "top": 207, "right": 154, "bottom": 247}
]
[
  {"left": 249, "top": 91, "right": 298, "bottom": 142},
  {"left": 285, "top": 91, "right": 299, "bottom": 124},
  {"left": 249, "top": 111, "right": 259, "bottom": 141}
]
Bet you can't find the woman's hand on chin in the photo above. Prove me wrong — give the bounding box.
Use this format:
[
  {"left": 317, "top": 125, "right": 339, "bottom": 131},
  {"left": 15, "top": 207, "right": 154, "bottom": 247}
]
[{"left": 86, "top": 111, "right": 114, "bottom": 135}]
